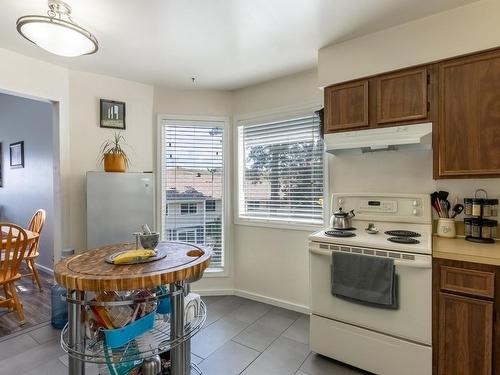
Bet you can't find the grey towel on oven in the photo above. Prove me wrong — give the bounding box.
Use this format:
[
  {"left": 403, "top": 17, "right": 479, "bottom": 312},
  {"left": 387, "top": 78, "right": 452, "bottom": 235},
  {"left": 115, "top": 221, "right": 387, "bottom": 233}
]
[{"left": 331, "top": 252, "right": 398, "bottom": 309}]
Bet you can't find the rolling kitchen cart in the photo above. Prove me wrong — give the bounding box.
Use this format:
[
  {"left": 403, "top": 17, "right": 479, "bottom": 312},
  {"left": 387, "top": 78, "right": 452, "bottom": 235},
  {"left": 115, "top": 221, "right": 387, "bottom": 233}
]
[{"left": 54, "top": 242, "right": 211, "bottom": 375}]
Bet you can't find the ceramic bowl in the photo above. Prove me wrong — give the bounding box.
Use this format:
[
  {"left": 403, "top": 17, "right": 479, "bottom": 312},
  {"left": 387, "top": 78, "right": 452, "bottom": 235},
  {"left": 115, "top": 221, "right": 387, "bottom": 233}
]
[{"left": 140, "top": 233, "right": 160, "bottom": 249}]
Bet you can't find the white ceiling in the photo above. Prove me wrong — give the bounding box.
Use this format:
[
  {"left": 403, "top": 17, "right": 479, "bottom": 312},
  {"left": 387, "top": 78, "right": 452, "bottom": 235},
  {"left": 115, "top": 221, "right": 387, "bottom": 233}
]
[{"left": 0, "top": 0, "right": 477, "bottom": 90}]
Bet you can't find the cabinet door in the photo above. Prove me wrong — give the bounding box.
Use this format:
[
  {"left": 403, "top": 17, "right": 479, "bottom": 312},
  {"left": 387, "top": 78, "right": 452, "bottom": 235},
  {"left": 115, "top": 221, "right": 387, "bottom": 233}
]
[
  {"left": 437, "top": 51, "right": 500, "bottom": 177},
  {"left": 324, "top": 80, "right": 369, "bottom": 132},
  {"left": 438, "top": 292, "right": 493, "bottom": 375},
  {"left": 376, "top": 67, "right": 428, "bottom": 125}
]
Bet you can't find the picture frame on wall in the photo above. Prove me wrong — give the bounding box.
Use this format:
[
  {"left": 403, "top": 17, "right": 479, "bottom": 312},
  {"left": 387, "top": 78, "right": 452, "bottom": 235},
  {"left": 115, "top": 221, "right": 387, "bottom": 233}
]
[
  {"left": 0, "top": 142, "right": 2, "bottom": 187},
  {"left": 100, "top": 99, "right": 126, "bottom": 130},
  {"left": 10, "top": 141, "right": 24, "bottom": 169}
]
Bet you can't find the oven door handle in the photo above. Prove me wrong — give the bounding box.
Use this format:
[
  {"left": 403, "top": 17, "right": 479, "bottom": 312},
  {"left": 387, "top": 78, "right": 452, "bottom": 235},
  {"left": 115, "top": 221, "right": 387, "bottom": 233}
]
[{"left": 309, "top": 247, "right": 431, "bottom": 269}]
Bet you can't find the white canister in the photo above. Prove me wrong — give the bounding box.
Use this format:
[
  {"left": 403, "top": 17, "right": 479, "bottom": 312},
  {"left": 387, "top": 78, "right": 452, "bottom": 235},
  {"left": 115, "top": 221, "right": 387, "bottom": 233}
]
[{"left": 437, "top": 218, "right": 456, "bottom": 238}]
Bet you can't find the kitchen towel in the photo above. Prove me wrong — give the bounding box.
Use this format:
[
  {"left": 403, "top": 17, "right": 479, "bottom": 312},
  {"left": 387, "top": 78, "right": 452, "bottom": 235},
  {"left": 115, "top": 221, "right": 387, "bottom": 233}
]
[{"left": 331, "top": 252, "right": 398, "bottom": 309}]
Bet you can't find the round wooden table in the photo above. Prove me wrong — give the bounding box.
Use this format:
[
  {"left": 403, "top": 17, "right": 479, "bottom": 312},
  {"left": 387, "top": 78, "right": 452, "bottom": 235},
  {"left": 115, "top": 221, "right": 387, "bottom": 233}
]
[{"left": 54, "top": 241, "right": 211, "bottom": 375}]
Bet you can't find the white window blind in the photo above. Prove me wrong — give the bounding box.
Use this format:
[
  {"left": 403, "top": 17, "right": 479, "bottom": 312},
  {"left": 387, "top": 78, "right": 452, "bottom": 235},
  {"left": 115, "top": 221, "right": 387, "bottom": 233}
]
[
  {"left": 238, "top": 112, "right": 324, "bottom": 225},
  {"left": 162, "top": 119, "right": 225, "bottom": 270}
]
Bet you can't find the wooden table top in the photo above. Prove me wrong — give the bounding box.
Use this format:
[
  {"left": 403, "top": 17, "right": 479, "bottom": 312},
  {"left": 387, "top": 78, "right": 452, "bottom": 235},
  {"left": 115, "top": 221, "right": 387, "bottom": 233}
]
[{"left": 54, "top": 242, "right": 212, "bottom": 292}]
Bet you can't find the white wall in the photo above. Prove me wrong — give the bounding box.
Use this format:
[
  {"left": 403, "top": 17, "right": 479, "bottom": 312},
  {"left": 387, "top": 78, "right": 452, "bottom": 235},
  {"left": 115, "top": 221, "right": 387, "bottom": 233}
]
[
  {"left": 68, "top": 70, "right": 155, "bottom": 251},
  {"left": 319, "top": 0, "right": 500, "bottom": 203},
  {"left": 232, "top": 69, "right": 322, "bottom": 310},
  {"left": 0, "top": 93, "right": 55, "bottom": 269},
  {"left": 0, "top": 47, "right": 70, "bottom": 265},
  {"left": 233, "top": 0, "right": 500, "bottom": 308},
  {"left": 154, "top": 86, "right": 233, "bottom": 116},
  {"left": 328, "top": 150, "right": 500, "bottom": 206},
  {"left": 318, "top": 0, "right": 500, "bottom": 87}
]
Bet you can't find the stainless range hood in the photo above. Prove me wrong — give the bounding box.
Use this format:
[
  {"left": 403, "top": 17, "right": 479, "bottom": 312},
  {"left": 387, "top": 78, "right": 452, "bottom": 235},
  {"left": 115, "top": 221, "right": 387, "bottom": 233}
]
[{"left": 325, "top": 123, "right": 432, "bottom": 155}]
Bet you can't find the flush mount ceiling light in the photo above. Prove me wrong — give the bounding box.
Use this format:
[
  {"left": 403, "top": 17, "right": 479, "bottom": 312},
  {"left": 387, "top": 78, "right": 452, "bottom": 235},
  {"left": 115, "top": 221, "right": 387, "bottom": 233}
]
[{"left": 16, "top": 0, "right": 98, "bottom": 57}]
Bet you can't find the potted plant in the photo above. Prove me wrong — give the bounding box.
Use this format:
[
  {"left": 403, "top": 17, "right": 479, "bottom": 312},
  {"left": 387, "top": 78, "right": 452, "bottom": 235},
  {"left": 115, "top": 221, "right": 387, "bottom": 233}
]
[{"left": 99, "top": 132, "right": 131, "bottom": 172}]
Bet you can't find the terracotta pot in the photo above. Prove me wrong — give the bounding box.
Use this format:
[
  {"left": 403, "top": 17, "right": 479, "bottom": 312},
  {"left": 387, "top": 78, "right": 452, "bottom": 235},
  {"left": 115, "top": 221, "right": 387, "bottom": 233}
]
[{"left": 104, "top": 153, "right": 126, "bottom": 172}]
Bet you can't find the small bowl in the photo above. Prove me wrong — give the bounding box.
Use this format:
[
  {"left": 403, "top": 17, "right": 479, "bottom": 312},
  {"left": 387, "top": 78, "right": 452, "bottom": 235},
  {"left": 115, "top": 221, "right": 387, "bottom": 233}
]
[
  {"left": 365, "top": 225, "right": 379, "bottom": 234},
  {"left": 140, "top": 233, "right": 160, "bottom": 249}
]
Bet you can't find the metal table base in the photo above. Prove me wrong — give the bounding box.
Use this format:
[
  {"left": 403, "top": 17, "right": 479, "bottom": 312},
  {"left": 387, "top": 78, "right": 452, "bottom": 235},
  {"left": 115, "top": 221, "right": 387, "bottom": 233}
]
[{"left": 65, "top": 283, "right": 195, "bottom": 375}]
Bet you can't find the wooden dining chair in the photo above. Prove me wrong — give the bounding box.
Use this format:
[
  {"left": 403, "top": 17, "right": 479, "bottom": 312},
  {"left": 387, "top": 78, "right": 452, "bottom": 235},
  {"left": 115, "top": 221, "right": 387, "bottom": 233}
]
[
  {"left": 24, "top": 209, "right": 46, "bottom": 291},
  {"left": 0, "top": 223, "right": 28, "bottom": 324}
]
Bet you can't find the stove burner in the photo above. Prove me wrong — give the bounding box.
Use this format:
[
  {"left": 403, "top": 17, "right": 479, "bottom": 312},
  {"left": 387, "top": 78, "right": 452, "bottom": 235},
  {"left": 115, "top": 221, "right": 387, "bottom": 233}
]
[
  {"left": 332, "top": 227, "right": 356, "bottom": 231},
  {"left": 387, "top": 236, "right": 420, "bottom": 244},
  {"left": 324, "top": 230, "right": 356, "bottom": 238},
  {"left": 384, "top": 230, "right": 421, "bottom": 238}
]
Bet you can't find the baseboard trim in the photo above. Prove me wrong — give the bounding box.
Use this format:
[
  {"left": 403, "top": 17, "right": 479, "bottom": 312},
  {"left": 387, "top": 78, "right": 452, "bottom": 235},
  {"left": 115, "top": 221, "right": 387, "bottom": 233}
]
[
  {"left": 193, "top": 289, "right": 235, "bottom": 296},
  {"left": 36, "top": 263, "right": 54, "bottom": 275},
  {"left": 234, "top": 289, "right": 310, "bottom": 314},
  {"left": 193, "top": 288, "right": 310, "bottom": 313}
]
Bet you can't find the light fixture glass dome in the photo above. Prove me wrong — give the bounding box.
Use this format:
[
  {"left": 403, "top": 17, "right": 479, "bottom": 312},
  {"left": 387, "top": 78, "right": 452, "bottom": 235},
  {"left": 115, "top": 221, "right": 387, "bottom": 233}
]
[{"left": 16, "top": 0, "right": 98, "bottom": 57}]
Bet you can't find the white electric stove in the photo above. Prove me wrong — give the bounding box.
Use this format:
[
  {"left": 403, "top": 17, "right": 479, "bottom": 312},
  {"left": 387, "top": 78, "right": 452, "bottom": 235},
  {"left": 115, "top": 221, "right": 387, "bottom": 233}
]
[{"left": 309, "top": 193, "right": 432, "bottom": 375}]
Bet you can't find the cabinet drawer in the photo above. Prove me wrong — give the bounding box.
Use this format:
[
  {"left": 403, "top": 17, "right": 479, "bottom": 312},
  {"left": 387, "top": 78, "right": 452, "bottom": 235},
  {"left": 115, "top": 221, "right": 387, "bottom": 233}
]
[{"left": 440, "top": 266, "right": 494, "bottom": 298}]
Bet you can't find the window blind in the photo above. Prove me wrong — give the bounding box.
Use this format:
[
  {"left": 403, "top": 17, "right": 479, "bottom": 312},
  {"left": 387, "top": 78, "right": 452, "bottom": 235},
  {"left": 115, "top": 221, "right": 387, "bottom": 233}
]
[
  {"left": 238, "top": 113, "right": 324, "bottom": 225},
  {"left": 162, "top": 119, "right": 225, "bottom": 269}
]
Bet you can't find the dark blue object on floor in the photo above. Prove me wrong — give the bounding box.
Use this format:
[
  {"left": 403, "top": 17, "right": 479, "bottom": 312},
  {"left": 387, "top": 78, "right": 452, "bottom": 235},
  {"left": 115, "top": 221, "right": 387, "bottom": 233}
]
[{"left": 51, "top": 284, "right": 68, "bottom": 329}]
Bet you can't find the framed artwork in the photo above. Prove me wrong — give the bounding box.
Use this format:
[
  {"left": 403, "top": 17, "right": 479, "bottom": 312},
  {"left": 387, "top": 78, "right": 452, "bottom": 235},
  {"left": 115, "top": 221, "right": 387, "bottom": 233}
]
[
  {"left": 100, "top": 99, "right": 126, "bottom": 129},
  {"left": 10, "top": 141, "right": 24, "bottom": 168},
  {"left": 0, "top": 142, "right": 2, "bottom": 187}
]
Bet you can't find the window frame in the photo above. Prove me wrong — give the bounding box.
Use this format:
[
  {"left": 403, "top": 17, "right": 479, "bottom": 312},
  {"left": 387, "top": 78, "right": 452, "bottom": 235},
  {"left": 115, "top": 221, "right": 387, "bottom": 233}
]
[
  {"left": 180, "top": 202, "right": 198, "bottom": 215},
  {"left": 234, "top": 105, "right": 329, "bottom": 231},
  {"left": 177, "top": 229, "right": 196, "bottom": 243},
  {"left": 205, "top": 200, "right": 216, "bottom": 212},
  {"left": 157, "top": 114, "right": 231, "bottom": 277}
]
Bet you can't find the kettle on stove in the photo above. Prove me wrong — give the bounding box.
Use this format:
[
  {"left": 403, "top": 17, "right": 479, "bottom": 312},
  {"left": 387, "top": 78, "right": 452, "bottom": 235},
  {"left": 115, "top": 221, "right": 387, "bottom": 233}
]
[{"left": 329, "top": 207, "right": 355, "bottom": 230}]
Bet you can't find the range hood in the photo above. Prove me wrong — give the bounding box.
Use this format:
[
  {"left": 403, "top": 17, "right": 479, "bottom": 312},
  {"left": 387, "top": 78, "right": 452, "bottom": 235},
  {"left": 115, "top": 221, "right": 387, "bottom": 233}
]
[{"left": 325, "top": 123, "right": 432, "bottom": 155}]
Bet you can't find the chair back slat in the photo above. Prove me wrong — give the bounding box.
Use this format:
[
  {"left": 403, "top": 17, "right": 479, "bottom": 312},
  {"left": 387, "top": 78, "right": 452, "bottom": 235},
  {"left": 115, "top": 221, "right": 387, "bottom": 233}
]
[
  {"left": 28, "top": 209, "right": 46, "bottom": 234},
  {"left": 26, "top": 209, "right": 46, "bottom": 258},
  {"left": 0, "top": 223, "right": 28, "bottom": 280}
]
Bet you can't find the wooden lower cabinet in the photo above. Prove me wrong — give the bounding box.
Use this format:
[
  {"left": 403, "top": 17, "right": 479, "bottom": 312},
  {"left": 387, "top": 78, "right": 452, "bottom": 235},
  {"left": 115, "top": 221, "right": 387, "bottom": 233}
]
[
  {"left": 438, "top": 292, "right": 493, "bottom": 375},
  {"left": 433, "top": 259, "right": 499, "bottom": 375}
]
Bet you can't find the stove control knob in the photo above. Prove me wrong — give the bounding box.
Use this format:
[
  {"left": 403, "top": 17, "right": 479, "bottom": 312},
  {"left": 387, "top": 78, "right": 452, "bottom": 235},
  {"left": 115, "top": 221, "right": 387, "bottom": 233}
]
[
  {"left": 338, "top": 197, "right": 344, "bottom": 206},
  {"left": 412, "top": 200, "right": 419, "bottom": 207},
  {"left": 412, "top": 208, "right": 419, "bottom": 216}
]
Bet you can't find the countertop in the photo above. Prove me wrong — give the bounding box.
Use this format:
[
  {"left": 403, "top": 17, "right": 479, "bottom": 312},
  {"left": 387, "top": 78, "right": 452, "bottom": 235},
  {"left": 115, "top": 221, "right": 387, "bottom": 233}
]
[
  {"left": 433, "top": 235, "right": 500, "bottom": 266},
  {"left": 54, "top": 241, "right": 211, "bottom": 291}
]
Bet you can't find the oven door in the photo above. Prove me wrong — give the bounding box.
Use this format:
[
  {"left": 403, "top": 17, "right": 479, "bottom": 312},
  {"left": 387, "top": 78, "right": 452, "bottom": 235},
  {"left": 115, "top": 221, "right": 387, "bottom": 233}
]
[{"left": 309, "top": 241, "right": 432, "bottom": 345}]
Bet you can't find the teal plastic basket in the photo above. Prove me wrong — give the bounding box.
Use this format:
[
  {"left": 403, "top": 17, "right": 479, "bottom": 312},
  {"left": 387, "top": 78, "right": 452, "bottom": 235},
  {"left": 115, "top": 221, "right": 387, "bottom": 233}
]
[
  {"left": 157, "top": 297, "right": 170, "bottom": 314},
  {"left": 102, "top": 311, "right": 155, "bottom": 349}
]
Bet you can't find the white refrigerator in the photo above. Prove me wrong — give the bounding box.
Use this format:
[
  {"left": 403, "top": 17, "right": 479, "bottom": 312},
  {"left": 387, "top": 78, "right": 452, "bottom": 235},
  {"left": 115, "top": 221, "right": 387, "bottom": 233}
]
[{"left": 86, "top": 171, "right": 155, "bottom": 249}]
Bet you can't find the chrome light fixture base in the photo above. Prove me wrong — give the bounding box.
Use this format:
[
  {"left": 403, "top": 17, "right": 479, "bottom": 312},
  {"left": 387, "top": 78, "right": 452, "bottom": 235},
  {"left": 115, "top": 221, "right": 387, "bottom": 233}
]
[{"left": 16, "top": 0, "right": 98, "bottom": 57}]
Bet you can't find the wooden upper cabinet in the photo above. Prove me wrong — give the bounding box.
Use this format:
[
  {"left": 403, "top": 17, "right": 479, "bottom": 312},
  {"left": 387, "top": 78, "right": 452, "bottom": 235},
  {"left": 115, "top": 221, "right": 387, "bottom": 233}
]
[
  {"left": 437, "top": 50, "right": 500, "bottom": 177},
  {"left": 438, "top": 292, "right": 493, "bottom": 375},
  {"left": 376, "top": 67, "right": 428, "bottom": 125},
  {"left": 324, "top": 80, "right": 369, "bottom": 132}
]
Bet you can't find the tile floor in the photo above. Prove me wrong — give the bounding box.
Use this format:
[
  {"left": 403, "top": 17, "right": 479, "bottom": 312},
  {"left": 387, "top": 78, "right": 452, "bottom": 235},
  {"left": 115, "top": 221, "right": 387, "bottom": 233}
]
[{"left": 0, "top": 295, "right": 370, "bottom": 375}]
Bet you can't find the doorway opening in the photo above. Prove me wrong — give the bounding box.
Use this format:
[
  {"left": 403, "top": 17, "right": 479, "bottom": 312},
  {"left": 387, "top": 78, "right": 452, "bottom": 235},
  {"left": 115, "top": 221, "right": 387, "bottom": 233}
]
[{"left": 0, "top": 90, "right": 61, "bottom": 337}]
